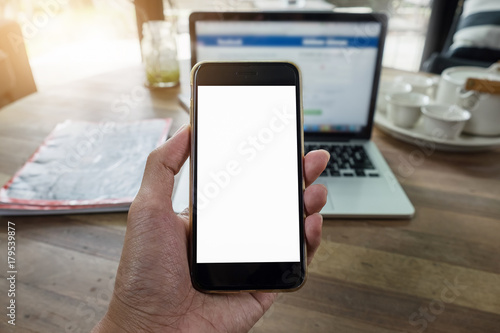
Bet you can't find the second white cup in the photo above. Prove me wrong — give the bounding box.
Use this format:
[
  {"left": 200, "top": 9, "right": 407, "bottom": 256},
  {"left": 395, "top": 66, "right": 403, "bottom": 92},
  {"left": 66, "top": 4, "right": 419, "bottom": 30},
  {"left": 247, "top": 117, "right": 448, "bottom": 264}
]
[{"left": 386, "top": 92, "right": 430, "bottom": 128}]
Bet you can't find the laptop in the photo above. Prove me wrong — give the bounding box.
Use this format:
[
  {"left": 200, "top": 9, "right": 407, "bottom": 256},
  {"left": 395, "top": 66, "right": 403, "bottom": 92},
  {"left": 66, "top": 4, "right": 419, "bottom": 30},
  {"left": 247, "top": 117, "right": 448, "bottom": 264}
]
[{"left": 174, "top": 11, "right": 414, "bottom": 218}]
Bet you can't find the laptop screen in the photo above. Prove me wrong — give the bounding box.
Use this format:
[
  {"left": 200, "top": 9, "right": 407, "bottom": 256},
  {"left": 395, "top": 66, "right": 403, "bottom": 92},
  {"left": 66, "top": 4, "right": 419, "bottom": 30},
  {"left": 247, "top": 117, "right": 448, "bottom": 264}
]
[{"left": 191, "top": 13, "right": 386, "bottom": 138}]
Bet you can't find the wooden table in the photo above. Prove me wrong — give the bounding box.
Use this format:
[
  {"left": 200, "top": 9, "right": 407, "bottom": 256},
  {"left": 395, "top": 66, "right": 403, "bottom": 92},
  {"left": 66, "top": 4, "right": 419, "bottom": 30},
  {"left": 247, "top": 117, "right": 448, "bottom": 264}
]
[{"left": 0, "top": 66, "right": 499, "bottom": 333}]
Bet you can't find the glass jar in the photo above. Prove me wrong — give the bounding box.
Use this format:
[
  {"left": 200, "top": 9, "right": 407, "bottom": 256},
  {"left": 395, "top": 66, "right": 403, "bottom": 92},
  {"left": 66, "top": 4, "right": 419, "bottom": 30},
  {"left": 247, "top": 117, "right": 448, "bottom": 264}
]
[{"left": 141, "top": 20, "right": 180, "bottom": 88}]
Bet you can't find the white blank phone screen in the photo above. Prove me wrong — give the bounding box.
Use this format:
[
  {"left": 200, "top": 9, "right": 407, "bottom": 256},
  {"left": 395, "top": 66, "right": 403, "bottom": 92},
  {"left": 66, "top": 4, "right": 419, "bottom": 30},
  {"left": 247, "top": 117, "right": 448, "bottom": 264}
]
[{"left": 196, "top": 85, "right": 300, "bottom": 263}]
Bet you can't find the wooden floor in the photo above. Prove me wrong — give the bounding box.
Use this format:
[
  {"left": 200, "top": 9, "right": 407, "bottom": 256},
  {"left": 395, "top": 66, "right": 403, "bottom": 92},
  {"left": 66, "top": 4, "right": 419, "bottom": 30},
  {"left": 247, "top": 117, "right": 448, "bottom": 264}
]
[{"left": 0, "top": 67, "right": 499, "bottom": 332}]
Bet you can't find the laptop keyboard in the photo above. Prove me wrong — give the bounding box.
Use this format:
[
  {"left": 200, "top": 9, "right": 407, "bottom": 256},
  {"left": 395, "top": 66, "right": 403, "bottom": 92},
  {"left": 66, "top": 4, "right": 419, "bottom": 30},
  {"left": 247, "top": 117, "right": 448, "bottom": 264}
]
[{"left": 305, "top": 144, "right": 379, "bottom": 178}]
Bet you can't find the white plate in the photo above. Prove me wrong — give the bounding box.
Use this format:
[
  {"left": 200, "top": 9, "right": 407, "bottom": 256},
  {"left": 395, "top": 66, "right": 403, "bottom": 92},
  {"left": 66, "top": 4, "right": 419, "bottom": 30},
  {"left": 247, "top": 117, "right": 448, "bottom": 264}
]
[{"left": 374, "top": 110, "right": 500, "bottom": 152}]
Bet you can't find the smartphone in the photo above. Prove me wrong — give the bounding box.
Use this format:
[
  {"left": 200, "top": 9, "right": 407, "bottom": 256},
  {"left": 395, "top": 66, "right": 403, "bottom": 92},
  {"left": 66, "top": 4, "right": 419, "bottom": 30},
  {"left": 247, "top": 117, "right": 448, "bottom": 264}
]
[{"left": 190, "top": 61, "right": 305, "bottom": 292}]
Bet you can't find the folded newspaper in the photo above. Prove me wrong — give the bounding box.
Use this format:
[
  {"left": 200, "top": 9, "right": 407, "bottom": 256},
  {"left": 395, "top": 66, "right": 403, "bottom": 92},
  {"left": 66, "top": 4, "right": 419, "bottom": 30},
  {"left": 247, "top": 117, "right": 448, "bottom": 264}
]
[{"left": 0, "top": 119, "right": 172, "bottom": 215}]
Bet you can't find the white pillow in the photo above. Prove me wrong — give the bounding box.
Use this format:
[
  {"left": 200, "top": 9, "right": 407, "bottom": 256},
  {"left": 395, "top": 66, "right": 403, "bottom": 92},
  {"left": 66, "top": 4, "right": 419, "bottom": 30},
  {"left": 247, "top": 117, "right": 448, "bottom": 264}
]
[{"left": 450, "top": 0, "right": 500, "bottom": 51}]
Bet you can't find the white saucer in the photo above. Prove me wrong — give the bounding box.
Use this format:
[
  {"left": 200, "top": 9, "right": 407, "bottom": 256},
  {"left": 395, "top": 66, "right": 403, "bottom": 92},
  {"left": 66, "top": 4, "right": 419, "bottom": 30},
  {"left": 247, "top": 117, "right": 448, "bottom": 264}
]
[{"left": 374, "top": 110, "right": 500, "bottom": 152}]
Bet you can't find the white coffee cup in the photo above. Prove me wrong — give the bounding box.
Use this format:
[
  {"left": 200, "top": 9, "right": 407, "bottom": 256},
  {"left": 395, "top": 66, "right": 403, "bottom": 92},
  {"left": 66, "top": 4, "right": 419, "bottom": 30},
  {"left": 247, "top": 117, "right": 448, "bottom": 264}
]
[
  {"left": 395, "top": 75, "right": 435, "bottom": 96},
  {"left": 386, "top": 92, "right": 430, "bottom": 128},
  {"left": 435, "top": 64, "right": 500, "bottom": 136},
  {"left": 421, "top": 104, "right": 471, "bottom": 139},
  {"left": 377, "top": 80, "right": 412, "bottom": 113},
  {"left": 436, "top": 65, "right": 500, "bottom": 105},
  {"left": 459, "top": 86, "right": 500, "bottom": 137}
]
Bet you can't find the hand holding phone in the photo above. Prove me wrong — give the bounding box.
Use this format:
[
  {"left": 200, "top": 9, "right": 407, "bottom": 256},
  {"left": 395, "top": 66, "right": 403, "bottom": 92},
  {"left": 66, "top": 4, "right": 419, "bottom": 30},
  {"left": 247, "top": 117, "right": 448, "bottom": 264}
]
[{"left": 93, "top": 122, "right": 329, "bottom": 332}]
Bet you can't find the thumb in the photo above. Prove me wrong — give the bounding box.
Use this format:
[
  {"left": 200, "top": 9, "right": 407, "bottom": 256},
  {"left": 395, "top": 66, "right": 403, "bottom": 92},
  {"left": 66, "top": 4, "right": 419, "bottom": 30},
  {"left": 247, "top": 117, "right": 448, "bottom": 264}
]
[{"left": 133, "top": 124, "right": 190, "bottom": 213}]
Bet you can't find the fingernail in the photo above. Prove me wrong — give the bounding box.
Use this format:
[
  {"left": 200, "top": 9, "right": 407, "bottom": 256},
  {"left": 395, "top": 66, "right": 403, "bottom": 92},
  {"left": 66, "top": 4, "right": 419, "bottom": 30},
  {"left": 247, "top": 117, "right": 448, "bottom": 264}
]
[{"left": 173, "top": 124, "right": 188, "bottom": 136}]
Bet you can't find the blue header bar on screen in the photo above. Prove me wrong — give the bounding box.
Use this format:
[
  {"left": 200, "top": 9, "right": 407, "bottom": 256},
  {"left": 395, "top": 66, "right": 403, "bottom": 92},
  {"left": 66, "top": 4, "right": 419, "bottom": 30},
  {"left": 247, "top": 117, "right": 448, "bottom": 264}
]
[{"left": 197, "top": 35, "right": 379, "bottom": 48}]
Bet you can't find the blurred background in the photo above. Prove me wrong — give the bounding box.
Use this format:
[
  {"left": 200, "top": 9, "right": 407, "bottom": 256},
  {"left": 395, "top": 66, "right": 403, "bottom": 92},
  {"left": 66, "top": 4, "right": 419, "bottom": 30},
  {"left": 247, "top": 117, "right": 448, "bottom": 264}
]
[{"left": 0, "top": 0, "right": 432, "bottom": 90}]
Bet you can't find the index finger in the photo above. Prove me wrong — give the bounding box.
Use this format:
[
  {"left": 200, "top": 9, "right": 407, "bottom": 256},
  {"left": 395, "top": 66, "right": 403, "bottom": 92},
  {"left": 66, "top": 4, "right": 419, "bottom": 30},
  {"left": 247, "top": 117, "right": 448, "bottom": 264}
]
[{"left": 304, "top": 149, "right": 330, "bottom": 187}]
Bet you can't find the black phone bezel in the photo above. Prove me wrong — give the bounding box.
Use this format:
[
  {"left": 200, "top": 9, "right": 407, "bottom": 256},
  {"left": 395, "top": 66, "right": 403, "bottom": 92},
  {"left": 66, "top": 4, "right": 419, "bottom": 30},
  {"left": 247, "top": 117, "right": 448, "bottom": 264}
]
[{"left": 190, "top": 62, "right": 306, "bottom": 292}]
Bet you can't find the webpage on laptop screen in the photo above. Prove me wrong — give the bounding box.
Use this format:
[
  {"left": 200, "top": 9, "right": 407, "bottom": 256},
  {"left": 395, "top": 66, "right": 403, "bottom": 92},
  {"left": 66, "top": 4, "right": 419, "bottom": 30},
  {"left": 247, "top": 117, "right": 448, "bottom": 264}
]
[{"left": 196, "top": 21, "right": 381, "bottom": 133}]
